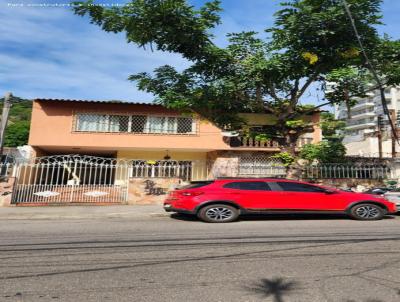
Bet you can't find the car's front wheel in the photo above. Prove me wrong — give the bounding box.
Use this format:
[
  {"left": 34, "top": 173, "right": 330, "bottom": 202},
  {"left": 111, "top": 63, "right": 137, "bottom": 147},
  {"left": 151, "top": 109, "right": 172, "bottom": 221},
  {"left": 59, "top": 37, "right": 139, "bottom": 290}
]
[
  {"left": 349, "top": 203, "right": 385, "bottom": 221},
  {"left": 197, "top": 204, "right": 239, "bottom": 223}
]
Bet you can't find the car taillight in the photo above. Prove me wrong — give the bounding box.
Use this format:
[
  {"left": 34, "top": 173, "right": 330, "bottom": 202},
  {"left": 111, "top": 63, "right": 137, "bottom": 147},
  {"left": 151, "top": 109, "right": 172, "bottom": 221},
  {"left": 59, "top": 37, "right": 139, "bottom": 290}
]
[{"left": 179, "top": 191, "right": 204, "bottom": 196}]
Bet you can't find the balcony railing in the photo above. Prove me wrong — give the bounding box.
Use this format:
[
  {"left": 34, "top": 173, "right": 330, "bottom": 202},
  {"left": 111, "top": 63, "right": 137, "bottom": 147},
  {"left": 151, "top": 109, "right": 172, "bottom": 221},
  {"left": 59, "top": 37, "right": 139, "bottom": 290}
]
[{"left": 229, "top": 137, "right": 313, "bottom": 148}]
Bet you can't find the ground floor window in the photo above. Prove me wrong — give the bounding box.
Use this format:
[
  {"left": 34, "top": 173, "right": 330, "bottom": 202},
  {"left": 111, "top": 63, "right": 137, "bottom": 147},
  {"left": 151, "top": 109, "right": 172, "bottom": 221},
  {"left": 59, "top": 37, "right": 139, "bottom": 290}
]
[{"left": 130, "top": 160, "right": 192, "bottom": 180}]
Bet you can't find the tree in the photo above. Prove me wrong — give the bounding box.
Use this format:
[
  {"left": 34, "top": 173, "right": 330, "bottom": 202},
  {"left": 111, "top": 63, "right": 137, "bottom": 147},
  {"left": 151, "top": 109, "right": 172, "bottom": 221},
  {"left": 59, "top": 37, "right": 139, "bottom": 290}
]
[
  {"left": 3, "top": 120, "right": 30, "bottom": 147},
  {"left": 320, "top": 112, "right": 346, "bottom": 140},
  {"left": 299, "top": 140, "right": 347, "bottom": 163},
  {"left": 299, "top": 112, "right": 347, "bottom": 163},
  {"left": 0, "top": 98, "right": 32, "bottom": 147},
  {"left": 72, "top": 0, "right": 400, "bottom": 158}
]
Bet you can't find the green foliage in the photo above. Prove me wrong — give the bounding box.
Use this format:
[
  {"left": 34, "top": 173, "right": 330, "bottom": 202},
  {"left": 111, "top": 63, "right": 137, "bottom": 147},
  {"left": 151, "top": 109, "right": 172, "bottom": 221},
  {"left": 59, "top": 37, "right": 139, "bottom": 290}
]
[
  {"left": 73, "top": 0, "right": 400, "bottom": 157},
  {"left": 285, "top": 120, "right": 307, "bottom": 129},
  {"left": 301, "top": 112, "right": 346, "bottom": 163},
  {"left": 325, "top": 67, "right": 371, "bottom": 106},
  {"left": 385, "top": 180, "right": 398, "bottom": 189},
  {"left": 72, "top": 0, "right": 222, "bottom": 62},
  {"left": 254, "top": 133, "right": 271, "bottom": 142},
  {"left": 0, "top": 100, "right": 32, "bottom": 123},
  {"left": 320, "top": 112, "right": 346, "bottom": 139},
  {"left": 299, "top": 141, "right": 346, "bottom": 163},
  {"left": 0, "top": 99, "right": 32, "bottom": 147},
  {"left": 4, "top": 120, "right": 30, "bottom": 147},
  {"left": 271, "top": 152, "right": 295, "bottom": 166}
]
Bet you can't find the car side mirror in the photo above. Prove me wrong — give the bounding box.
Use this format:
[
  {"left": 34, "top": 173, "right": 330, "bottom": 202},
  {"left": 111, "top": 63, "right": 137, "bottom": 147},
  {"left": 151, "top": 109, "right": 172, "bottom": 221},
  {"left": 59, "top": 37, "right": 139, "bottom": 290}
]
[{"left": 324, "top": 189, "right": 336, "bottom": 194}]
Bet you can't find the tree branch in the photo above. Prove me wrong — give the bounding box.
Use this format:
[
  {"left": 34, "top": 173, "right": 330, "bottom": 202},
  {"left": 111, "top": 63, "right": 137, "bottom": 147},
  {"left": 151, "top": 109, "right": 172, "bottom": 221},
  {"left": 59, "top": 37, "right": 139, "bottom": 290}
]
[
  {"left": 297, "top": 70, "right": 320, "bottom": 100},
  {"left": 295, "top": 100, "right": 334, "bottom": 117},
  {"left": 266, "top": 82, "right": 282, "bottom": 102},
  {"left": 290, "top": 78, "right": 300, "bottom": 105}
]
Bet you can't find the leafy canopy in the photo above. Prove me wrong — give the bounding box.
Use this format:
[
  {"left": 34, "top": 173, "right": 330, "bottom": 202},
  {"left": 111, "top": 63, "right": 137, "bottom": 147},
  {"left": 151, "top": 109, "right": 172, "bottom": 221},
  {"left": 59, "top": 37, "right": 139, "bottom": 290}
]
[
  {"left": 299, "top": 112, "right": 347, "bottom": 163},
  {"left": 72, "top": 0, "right": 400, "bottom": 154},
  {"left": 4, "top": 121, "right": 30, "bottom": 148},
  {"left": 319, "top": 112, "right": 346, "bottom": 139},
  {"left": 0, "top": 99, "right": 32, "bottom": 147},
  {"left": 299, "top": 140, "right": 347, "bottom": 163}
]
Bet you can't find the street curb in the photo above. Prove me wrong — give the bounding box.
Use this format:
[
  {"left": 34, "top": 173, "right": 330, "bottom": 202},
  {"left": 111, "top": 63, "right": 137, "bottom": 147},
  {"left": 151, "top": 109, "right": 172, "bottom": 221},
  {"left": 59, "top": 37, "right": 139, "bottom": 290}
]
[{"left": 0, "top": 213, "right": 171, "bottom": 220}]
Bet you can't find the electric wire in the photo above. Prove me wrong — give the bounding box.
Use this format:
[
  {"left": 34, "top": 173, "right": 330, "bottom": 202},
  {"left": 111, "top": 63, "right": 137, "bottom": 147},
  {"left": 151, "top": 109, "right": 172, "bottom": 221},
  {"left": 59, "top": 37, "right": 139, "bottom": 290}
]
[{"left": 341, "top": 0, "right": 400, "bottom": 144}]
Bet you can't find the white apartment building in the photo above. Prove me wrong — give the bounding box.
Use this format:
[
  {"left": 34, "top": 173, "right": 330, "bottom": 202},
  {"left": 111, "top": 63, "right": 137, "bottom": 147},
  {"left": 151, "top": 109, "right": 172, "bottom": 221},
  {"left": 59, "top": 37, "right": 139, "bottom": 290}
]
[{"left": 333, "top": 86, "right": 400, "bottom": 157}]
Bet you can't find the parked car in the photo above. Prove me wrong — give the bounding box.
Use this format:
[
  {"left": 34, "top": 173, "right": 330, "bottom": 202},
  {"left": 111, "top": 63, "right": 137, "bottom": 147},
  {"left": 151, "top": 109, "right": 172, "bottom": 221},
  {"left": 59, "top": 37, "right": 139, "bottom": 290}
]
[
  {"left": 364, "top": 187, "right": 393, "bottom": 195},
  {"left": 362, "top": 187, "right": 400, "bottom": 211},
  {"left": 383, "top": 191, "right": 400, "bottom": 211},
  {"left": 164, "top": 178, "right": 397, "bottom": 223}
]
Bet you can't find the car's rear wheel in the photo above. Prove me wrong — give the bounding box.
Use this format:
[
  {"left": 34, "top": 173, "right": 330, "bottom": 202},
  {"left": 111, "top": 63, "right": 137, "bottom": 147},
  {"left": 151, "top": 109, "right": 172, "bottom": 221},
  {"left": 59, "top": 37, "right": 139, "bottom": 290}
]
[
  {"left": 349, "top": 203, "right": 385, "bottom": 221},
  {"left": 197, "top": 204, "right": 239, "bottom": 223}
]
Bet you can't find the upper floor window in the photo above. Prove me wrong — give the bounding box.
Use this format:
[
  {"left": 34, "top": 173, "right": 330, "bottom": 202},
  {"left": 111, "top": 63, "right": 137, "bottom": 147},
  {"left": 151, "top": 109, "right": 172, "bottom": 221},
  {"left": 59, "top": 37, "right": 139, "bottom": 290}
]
[{"left": 75, "top": 113, "right": 195, "bottom": 134}]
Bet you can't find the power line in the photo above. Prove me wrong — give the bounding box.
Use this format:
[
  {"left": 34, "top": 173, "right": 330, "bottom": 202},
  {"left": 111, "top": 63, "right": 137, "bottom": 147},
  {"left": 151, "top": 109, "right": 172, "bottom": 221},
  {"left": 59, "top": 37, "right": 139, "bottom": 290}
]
[{"left": 341, "top": 0, "right": 399, "bottom": 144}]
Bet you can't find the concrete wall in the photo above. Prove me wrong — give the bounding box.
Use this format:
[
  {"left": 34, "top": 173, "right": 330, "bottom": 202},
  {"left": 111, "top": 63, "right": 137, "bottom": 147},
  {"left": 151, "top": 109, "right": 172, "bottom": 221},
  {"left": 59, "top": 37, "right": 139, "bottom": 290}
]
[
  {"left": 0, "top": 178, "right": 14, "bottom": 206},
  {"left": 117, "top": 150, "right": 207, "bottom": 160},
  {"left": 29, "top": 100, "right": 323, "bottom": 155},
  {"left": 127, "top": 177, "right": 184, "bottom": 205},
  {"left": 344, "top": 136, "right": 398, "bottom": 157},
  {"left": 29, "top": 100, "right": 229, "bottom": 152}
]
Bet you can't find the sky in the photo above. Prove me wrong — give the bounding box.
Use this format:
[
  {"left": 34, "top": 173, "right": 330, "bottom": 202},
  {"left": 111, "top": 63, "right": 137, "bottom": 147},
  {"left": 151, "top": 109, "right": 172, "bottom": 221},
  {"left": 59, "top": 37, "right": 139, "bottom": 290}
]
[{"left": 1, "top": 0, "right": 400, "bottom": 105}]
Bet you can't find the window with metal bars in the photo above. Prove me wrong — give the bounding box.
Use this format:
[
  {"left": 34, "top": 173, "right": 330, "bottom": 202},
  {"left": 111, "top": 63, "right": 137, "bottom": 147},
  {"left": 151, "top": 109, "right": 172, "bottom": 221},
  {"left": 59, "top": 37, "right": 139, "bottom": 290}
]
[
  {"left": 75, "top": 113, "right": 195, "bottom": 134},
  {"left": 130, "top": 160, "right": 193, "bottom": 180}
]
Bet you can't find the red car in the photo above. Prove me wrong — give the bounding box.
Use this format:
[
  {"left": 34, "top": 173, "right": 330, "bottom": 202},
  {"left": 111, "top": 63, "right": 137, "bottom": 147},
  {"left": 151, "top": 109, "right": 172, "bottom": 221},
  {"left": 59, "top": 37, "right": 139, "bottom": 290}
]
[{"left": 164, "top": 178, "right": 397, "bottom": 223}]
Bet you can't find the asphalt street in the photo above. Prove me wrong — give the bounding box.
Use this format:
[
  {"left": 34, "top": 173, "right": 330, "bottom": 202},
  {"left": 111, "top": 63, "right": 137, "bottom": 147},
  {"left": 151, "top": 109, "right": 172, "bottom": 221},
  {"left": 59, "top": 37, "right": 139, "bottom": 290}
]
[{"left": 0, "top": 213, "right": 399, "bottom": 302}]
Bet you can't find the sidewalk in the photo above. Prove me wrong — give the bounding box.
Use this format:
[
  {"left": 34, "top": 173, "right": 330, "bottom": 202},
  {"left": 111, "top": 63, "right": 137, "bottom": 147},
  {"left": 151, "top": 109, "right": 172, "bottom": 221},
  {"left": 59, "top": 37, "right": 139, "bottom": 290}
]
[{"left": 0, "top": 204, "right": 169, "bottom": 220}]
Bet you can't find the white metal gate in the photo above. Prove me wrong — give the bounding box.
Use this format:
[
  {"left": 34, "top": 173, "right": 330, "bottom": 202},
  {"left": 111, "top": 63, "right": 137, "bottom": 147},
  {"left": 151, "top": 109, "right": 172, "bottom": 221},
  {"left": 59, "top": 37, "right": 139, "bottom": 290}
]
[{"left": 11, "top": 155, "right": 129, "bottom": 204}]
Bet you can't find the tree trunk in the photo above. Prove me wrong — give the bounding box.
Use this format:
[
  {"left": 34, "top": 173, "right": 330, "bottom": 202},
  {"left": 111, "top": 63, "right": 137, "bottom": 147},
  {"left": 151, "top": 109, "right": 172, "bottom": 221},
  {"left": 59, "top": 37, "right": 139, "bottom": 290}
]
[{"left": 280, "top": 134, "right": 302, "bottom": 180}]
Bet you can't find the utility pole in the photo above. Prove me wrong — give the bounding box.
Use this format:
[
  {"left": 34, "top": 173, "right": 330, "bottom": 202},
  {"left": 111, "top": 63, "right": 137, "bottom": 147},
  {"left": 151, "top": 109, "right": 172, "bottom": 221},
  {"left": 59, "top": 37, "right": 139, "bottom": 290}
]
[
  {"left": 390, "top": 109, "right": 397, "bottom": 158},
  {"left": 0, "top": 92, "right": 12, "bottom": 155},
  {"left": 377, "top": 115, "right": 384, "bottom": 159}
]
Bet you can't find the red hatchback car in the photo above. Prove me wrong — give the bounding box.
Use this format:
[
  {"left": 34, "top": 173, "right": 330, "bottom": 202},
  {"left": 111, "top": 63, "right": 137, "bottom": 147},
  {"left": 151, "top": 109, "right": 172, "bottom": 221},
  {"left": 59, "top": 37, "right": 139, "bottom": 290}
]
[{"left": 164, "top": 178, "right": 397, "bottom": 223}]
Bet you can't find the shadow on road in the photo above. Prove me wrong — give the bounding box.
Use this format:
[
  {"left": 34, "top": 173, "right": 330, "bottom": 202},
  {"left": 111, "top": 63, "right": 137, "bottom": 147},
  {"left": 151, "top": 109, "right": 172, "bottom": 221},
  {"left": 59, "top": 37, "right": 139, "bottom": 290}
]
[
  {"left": 245, "top": 277, "right": 299, "bottom": 302},
  {"left": 170, "top": 213, "right": 396, "bottom": 222}
]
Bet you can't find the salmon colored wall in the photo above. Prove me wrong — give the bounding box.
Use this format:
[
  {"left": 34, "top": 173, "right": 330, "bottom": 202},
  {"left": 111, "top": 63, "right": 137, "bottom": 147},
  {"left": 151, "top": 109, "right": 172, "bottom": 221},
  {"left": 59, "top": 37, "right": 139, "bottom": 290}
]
[
  {"left": 117, "top": 150, "right": 207, "bottom": 160},
  {"left": 28, "top": 100, "right": 229, "bottom": 151},
  {"left": 311, "top": 112, "right": 322, "bottom": 143},
  {"left": 28, "top": 100, "right": 322, "bottom": 153},
  {"left": 239, "top": 113, "right": 277, "bottom": 125}
]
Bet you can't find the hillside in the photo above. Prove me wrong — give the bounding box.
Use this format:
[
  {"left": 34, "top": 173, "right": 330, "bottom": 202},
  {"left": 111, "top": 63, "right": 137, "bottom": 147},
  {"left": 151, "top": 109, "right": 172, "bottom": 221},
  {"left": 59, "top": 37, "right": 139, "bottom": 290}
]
[{"left": 0, "top": 99, "right": 32, "bottom": 147}]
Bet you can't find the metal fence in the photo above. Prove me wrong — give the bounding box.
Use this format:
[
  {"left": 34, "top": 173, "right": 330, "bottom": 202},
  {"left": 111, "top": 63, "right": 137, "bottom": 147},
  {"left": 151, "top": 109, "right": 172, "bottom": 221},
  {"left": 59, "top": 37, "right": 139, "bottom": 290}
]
[
  {"left": 7, "top": 156, "right": 209, "bottom": 204},
  {"left": 10, "top": 155, "right": 129, "bottom": 204},
  {"left": 1, "top": 154, "right": 398, "bottom": 204},
  {"left": 303, "top": 163, "right": 393, "bottom": 179}
]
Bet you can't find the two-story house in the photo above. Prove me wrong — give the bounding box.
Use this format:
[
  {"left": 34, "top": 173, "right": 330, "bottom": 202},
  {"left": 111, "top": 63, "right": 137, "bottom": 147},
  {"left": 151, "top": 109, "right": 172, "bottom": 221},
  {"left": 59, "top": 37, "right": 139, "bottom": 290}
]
[{"left": 17, "top": 98, "right": 321, "bottom": 205}]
